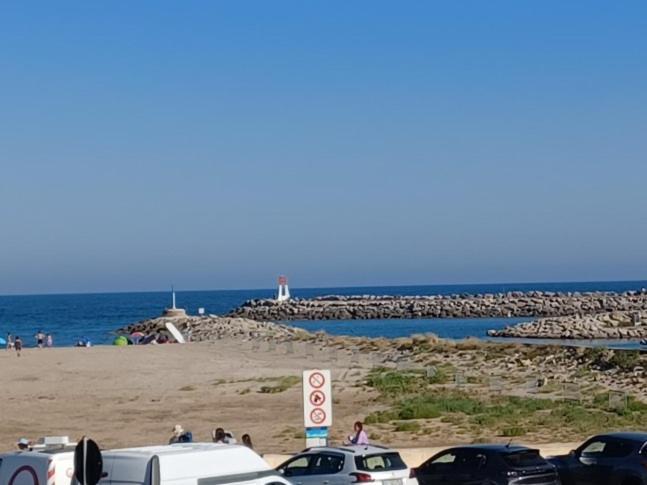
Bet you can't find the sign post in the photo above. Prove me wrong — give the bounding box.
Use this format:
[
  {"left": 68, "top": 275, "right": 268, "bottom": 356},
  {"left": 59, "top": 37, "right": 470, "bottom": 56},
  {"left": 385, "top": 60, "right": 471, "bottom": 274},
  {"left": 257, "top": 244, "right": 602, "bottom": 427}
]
[{"left": 303, "top": 369, "right": 332, "bottom": 447}]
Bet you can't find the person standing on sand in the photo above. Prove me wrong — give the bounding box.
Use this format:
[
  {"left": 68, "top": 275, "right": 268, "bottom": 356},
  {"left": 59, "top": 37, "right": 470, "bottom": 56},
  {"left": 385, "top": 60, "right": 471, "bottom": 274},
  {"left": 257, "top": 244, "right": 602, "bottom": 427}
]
[
  {"left": 35, "top": 330, "right": 45, "bottom": 348},
  {"left": 6, "top": 333, "right": 14, "bottom": 350},
  {"left": 346, "top": 421, "right": 369, "bottom": 445},
  {"left": 14, "top": 336, "right": 23, "bottom": 357},
  {"left": 46, "top": 334, "right": 53, "bottom": 347}
]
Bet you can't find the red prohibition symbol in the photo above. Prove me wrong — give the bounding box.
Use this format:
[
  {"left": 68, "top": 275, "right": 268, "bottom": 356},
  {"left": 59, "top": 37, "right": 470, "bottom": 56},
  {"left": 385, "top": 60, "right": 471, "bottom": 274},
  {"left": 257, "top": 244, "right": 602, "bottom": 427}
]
[
  {"left": 309, "top": 371, "right": 325, "bottom": 389},
  {"left": 310, "top": 408, "right": 327, "bottom": 425},
  {"left": 310, "top": 390, "right": 326, "bottom": 406}
]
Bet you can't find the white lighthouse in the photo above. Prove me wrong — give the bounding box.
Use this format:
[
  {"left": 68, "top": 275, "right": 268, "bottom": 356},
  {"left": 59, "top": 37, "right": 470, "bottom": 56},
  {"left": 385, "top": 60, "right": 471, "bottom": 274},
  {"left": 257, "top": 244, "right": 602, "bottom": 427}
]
[{"left": 276, "top": 275, "right": 290, "bottom": 302}]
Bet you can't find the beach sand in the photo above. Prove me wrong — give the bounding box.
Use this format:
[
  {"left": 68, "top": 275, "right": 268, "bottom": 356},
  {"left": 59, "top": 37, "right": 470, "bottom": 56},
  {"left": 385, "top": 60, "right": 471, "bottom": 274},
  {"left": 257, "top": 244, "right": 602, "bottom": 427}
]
[{"left": 0, "top": 340, "right": 379, "bottom": 454}]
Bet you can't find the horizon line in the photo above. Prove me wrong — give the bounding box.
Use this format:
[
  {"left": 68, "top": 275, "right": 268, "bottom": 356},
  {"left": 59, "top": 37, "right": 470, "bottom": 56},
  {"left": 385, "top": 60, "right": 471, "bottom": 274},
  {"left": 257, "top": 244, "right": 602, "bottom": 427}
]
[{"left": 1, "top": 277, "right": 646, "bottom": 299}]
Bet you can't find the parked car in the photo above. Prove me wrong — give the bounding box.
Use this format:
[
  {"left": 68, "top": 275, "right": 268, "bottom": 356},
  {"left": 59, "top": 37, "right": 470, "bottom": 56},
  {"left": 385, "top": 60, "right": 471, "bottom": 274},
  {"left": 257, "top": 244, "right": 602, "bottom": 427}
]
[
  {"left": 276, "top": 445, "right": 417, "bottom": 485},
  {"left": 412, "top": 444, "right": 560, "bottom": 485},
  {"left": 548, "top": 432, "right": 647, "bottom": 485}
]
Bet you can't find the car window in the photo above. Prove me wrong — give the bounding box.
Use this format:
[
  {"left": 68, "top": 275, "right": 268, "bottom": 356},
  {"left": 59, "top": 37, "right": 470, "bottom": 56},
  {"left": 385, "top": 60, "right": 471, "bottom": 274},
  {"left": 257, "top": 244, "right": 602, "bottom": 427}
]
[
  {"left": 461, "top": 451, "right": 487, "bottom": 470},
  {"left": 283, "top": 456, "right": 312, "bottom": 476},
  {"left": 601, "top": 439, "right": 634, "bottom": 458},
  {"left": 431, "top": 452, "right": 458, "bottom": 465},
  {"left": 641, "top": 445, "right": 647, "bottom": 458},
  {"left": 311, "top": 454, "right": 345, "bottom": 475},
  {"left": 354, "top": 453, "right": 407, "bottom": 471},
  {"left": 502, "top": 450, "right": 546, "bottom": 467},
  {"left": 581, "top": 440, "right": 606, "bottom": 456}
]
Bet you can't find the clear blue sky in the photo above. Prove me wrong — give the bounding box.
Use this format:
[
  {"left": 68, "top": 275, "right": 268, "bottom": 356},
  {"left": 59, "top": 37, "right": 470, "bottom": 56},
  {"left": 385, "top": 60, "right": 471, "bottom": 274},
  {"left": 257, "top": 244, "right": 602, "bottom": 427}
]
[{"left": 1, "top": 1, "right": 646, "bottom": 295}]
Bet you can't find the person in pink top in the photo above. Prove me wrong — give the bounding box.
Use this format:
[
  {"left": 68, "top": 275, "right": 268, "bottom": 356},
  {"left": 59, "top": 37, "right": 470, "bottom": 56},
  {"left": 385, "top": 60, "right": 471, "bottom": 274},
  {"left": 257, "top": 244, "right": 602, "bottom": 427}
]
[{"left": 347, "top": 421, "right": 369, "bottom": 445}]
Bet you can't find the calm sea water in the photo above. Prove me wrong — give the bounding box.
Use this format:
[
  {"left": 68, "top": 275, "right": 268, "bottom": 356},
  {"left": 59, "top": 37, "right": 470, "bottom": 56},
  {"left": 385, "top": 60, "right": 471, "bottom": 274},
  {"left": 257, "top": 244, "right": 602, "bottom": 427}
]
[{"left": 0, "top": 281, "right": 645, "bottom": 348}]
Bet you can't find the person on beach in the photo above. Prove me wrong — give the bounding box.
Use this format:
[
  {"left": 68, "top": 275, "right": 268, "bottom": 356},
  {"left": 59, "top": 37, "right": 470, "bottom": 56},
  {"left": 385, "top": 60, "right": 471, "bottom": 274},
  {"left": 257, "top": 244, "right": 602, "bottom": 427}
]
[
  {"left": 346, "top": 421, "right": 369, "bottom": 445},
  {"left": 241, "top": 434, "right": 253, "bottom": 449},
  {"left": 35, "top": 330, "right": 45, "bottom": 348},
  {"left": 6, "top": 333, "right": 14, "bottom": 350},
  {"left": 17, "top": 438, "right": 32, "bottom": 451},
  {"left": 212, "top": 428, "right": 229, "bottom": 444},
  {"left": 169, "top": 424, "right": 192, "bottom": 444},
  {"left": 46, "top": 334, "right": 53, "bottom": 347},
  {"left": 14, "top": 336, "right": 23, "bottom": 357}
]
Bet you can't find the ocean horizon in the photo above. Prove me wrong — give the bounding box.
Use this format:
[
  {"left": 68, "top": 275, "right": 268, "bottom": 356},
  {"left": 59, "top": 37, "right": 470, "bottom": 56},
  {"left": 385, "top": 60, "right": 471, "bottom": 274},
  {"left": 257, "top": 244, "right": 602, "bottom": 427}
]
[{"left": 1, "top": 279, "right": 646, "bottom": 348}]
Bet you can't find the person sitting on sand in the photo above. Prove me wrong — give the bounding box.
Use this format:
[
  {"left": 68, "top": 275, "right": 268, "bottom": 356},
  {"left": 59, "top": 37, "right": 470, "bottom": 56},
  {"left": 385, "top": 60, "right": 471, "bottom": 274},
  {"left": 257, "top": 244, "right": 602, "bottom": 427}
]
[
  {"left": 241, "top": 434, "right": 253, "bottom": 449},
  {"left": 346, "top": 421, "right": 369, "bottom": 445},
  {"left": 17, "top": 438, "right": 32, "bottom": 451},
  {"left": 14, "top": 336, "right": 23, "bottom": 357},
  {"left": 212, "top": 428, "right": 228, "bottom": 444},
  {"left": 169, "top": 424, "right": 192, "bottom": 444}
]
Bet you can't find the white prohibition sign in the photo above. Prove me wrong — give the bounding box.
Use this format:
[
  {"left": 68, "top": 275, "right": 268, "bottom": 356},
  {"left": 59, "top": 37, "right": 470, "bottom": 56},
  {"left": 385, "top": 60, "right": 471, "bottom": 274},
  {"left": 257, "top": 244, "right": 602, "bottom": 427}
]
[
  {"left": 309, "top": 372, "right": 325, "bottom": 388},
  {"left": 310, "top": 408, "right": 326, "bottom": 425}
]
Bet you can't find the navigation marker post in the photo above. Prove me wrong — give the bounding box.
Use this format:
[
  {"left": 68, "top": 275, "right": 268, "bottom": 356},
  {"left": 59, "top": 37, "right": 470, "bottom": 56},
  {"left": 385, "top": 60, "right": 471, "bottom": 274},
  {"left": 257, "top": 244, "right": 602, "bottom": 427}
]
[{"left": 303, "top": 369, "right": 332, "bottom": 447}]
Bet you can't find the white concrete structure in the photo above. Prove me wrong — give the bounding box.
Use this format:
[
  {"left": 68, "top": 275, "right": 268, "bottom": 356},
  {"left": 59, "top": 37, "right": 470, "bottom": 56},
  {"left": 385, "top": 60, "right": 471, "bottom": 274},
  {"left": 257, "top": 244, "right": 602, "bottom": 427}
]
[{"left": 276, "top": 275, "right": 290, "bottom": 302}]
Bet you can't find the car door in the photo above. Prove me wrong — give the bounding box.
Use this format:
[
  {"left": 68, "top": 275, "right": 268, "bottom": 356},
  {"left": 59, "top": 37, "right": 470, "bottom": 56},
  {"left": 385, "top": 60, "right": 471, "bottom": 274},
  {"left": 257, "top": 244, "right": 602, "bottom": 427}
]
[
  {"left": 457, "top": 450, "right": 489, "bottom": 485},
  {"left": 279, "top": 455, "right": 315, "bottom": 485},
  {"left": 308, "top": 452, "right": 346, "bottom": 485},
  {"left": 570, "top": 438, "right": 609, "bottom": 485},
  {"left": 415, "top": 450, "right": 462, "bottom": 485}
]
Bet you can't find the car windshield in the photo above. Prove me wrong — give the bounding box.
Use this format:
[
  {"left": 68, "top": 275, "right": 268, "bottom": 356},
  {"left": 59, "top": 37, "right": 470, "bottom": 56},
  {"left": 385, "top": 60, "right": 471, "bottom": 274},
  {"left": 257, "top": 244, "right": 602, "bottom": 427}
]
[
  {"left": 354, "top": 453, "right": 407, "bottom": 472},
  {"left": 501, "top": 450, "right": 546, "bottom": 468}
]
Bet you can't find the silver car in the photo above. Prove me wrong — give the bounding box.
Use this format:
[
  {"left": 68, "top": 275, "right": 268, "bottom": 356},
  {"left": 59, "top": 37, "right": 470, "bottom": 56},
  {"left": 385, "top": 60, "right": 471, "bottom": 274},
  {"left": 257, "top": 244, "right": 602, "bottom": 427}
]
[{"left": 277, "top": 445, "right": 418, "bottom": 485}]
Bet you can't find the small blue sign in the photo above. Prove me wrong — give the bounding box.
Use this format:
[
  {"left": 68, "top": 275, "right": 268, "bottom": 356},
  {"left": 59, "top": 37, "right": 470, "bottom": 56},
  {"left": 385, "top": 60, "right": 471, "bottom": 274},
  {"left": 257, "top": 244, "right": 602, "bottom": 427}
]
[{"left": 306, "top": 427, "right": 329, "bottom": 439}]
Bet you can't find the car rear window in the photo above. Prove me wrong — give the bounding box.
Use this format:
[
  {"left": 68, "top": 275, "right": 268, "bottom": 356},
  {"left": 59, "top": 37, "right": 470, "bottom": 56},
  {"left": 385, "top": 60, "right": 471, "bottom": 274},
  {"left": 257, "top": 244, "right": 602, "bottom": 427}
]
[
  {"left": 354, "top": 453, "right": 407, "bottom": 472},
  {"left": 501, "top": 450, "right": 546, "bottom": 468}
]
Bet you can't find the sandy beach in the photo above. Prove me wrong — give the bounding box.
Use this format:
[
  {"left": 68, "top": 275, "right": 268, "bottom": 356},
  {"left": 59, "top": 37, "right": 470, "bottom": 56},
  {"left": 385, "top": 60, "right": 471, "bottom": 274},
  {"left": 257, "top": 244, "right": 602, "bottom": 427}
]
[
  {"left": 2, "top": 336, "right": 644, "bottom": 457},
  {"left": 0, "top": 340, "right": 380, "bottom": 454}
]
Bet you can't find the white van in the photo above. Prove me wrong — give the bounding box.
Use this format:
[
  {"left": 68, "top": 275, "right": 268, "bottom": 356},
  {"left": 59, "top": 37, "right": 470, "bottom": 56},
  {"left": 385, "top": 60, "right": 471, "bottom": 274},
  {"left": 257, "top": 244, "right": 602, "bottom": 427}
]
[
  {"left": 99, "top": 443, "right": 291, "bottom": 485},
  {"left": 0, "top": 448, "right": 76, "bottom": 485}
]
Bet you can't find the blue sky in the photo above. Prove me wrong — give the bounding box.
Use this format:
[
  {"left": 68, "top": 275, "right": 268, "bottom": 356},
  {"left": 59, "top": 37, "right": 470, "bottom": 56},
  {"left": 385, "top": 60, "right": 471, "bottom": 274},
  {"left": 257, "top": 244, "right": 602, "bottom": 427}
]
[{"left": 1, "top": 1, "right": 646, "bottom": 294}]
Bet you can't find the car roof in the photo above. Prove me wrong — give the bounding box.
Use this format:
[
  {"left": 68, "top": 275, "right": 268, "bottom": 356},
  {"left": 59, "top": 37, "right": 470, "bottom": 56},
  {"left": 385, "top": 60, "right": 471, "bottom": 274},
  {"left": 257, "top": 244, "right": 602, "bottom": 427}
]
[
  {"left": 440, "top": 445, "right": 536, "bottom": 453},
  {"left": 593, "top": 432, "right": 647, "bottom": 442},
  {"left": 106, "top": 443, "right": 249, "bottom": 457},
  {"left": 301, "top": 445, "right": 397, "bottom": 456}
]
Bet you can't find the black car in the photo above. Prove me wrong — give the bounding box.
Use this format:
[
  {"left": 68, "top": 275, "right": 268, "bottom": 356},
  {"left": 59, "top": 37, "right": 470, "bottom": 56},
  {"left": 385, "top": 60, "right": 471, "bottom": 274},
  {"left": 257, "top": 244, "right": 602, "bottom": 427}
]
[
  {"left": 548, "top": 432, "right": 647, "bottom": 485},
  {"left": 413, "top": 444, "right": 560, "bottom": 485}
]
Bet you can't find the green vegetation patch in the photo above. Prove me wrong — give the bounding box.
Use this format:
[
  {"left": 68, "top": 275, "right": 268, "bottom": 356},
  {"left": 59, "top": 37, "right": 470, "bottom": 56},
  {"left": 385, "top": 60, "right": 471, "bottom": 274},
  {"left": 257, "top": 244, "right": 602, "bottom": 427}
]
[{"left": 258, "top": 375, "right": 301, "bottom": 394}]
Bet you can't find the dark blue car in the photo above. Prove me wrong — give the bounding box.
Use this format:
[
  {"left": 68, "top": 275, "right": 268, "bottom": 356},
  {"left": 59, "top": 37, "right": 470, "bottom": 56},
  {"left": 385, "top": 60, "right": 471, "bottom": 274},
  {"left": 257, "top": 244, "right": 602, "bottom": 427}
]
[
  {"left": 549, "top": 432, "right": 647, "bottom": 485},
  {"left": 413, "top": 444, "right": 560, "bottom": 485}
]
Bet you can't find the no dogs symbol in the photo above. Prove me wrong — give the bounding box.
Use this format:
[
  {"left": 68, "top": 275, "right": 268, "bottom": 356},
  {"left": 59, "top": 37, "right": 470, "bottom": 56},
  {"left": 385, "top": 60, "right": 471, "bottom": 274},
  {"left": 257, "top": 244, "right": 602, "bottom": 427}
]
[
  {"left": 310, "top": 390, "right": 326, "bottom": 406},
  {"left": 310, "top": 408, "right": 327, "bottom": 425}
]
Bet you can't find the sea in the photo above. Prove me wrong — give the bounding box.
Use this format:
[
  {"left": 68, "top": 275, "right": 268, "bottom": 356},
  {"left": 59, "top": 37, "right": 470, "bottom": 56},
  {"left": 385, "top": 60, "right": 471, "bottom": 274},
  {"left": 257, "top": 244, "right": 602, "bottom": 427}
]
[{"left": 0, "top": 280, "right": 646, "bottom": 349}]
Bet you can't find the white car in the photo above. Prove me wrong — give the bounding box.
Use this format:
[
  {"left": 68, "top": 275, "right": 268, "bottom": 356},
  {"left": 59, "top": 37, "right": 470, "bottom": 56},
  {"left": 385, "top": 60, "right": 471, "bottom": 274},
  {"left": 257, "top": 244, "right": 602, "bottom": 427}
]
[{"left": 277, "top": 445, "right": 417, "bottom": 485}]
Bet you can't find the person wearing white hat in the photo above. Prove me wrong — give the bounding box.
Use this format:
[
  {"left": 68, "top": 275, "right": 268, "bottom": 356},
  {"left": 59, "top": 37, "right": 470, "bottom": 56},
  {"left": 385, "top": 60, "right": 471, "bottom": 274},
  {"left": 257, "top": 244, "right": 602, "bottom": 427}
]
[{"left": 17, "top": 438, "right": 31, "bottom": 451}]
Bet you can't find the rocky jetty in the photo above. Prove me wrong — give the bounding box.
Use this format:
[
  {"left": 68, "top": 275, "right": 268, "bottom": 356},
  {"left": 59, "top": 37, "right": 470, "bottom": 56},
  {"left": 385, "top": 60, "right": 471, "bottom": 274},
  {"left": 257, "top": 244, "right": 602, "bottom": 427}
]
[
  {"left": 118, "top": 315, "right": 312, "bottom": 343},
  {"left": 227, "top": 290, "right": 647, "bottom": 321},
  {"left": 488, "top": 311, "right": 647, "bottom": 339}
]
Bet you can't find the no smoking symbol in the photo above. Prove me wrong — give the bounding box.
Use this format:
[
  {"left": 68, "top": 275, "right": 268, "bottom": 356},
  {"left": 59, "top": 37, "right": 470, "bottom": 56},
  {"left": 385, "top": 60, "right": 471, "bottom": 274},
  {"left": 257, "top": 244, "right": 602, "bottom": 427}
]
[
  {"left": 310, "top": 408, "right": 326, "bottom": 425},
  {"left": 309, "top": 372, "right": 325, "bottom": 388},
  {"left": 310, "top": 390, "right": 326, "bottom": 406}
]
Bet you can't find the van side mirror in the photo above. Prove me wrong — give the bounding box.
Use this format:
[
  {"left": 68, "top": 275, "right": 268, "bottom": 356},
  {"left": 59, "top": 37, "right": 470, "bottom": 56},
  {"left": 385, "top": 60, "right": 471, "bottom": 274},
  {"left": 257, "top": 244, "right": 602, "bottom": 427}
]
[{"left": 569, "top": 450, "right": 577, "bottom": 457}]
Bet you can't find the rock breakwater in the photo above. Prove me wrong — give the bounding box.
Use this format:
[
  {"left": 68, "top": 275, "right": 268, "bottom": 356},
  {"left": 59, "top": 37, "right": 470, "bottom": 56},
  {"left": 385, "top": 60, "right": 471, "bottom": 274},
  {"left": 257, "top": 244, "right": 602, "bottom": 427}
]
[
  {"left": 227, "top": 290, "right": 647, "bottom": 321},
  {"left": 118, "top": 315, "right": 312, "bottom": 343},
  {"left": 487, "top": 311, "right": 647, "bottom": 339}
]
